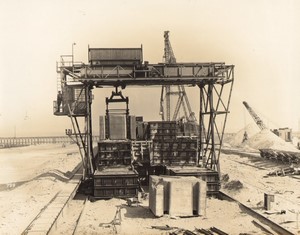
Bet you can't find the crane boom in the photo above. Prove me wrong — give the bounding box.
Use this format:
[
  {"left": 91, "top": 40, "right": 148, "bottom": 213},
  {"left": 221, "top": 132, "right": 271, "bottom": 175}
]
[
  {"left": 243, "top": 101, "right": 267, "bottom": 130},
  {"left": 163, "top": 31, "right": 176, "bottom": 64},
  {"left": 160, "top": 31, "right": 197, "bottom": 122}
]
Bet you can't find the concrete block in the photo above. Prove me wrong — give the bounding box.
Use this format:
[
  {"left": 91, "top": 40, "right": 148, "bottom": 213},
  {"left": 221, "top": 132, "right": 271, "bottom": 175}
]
[
  {"left": 149, "top": 175, "right": 165, "bottom": 217},
  {"left": 109, "top": 115, "right": 126, "bottom": 140},
  {"left": 197, "top": 180, "right": 207, "bottom": 216},
  {"left": 169, "top": 180, "right": 193, "bottom": 216},
  {"left": 149, "top": 175, "right": 207, "bottom": 217},
  {"left": 152, "top": 184, "right": 164, "bottom": 217},
  {"left": 170, "top": 176, "right": 206, "bottom": 214}
]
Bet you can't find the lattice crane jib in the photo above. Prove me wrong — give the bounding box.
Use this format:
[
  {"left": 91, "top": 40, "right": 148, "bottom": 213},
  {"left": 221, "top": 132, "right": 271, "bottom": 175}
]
[
  {"left": 160, "top": 31, "right": 197, "bottom": 124},
  {"left": 242, "top": 101, "right": 268, "bottom": 130},
  {"left": 163, "top": 31, "right": 177, "bottom": 64}
]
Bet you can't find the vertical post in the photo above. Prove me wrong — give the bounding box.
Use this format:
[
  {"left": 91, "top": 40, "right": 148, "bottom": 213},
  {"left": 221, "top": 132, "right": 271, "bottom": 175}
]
[
  {"left": 166, "top": 86, "right": 171, "bottom": 121},
  {"left": 126, "top": 97, "right": 130, "bottom": 139},
  {"left": 86, "top": 85, "right": 94, "bottom": 177},
  {"left": 198, "top": 85, "right": 203, "bottom": 166},
  {"left": 72, "top": 42, "right": 76, "bottom": 74},
  {"left": 160, "top": 86, "right": 165, "bottom": 121},
  {"left": 105, "top": 97, "right": 110, "bottom": 139},
  {"left": 208, "top": 83, "right": 216, "bottom": 171},
  {"left": 198, "top": 84, "right": 207, "bottom": 167},
  {"left": 72, "top": 43, "right": 76, "bottom": 66}
]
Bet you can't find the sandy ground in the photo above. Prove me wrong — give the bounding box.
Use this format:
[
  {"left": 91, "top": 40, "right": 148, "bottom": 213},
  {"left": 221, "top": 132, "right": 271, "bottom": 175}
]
[
  {"left": 58, "top": 194, "right": 262, "bottom": 235},
  {"left": 0, "top": 144, "right": 81, "bottom": 234},
  {"left": 220, "top": 152, "right": 300, "bottom": 234},
  {"left": 1, "top": 143, "right": 299, "bottom": 234}
]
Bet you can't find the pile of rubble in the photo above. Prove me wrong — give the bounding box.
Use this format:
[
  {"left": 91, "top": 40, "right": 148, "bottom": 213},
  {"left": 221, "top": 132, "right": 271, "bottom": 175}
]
[
  {"left": 247, "top": 129, "right": 298, "bottom": 152},
  {"left": 228, "top": 123, "right": 260, "bottom": 148},
  {"left": 228, "top": 124, "right": 299, "bottom": 152}
]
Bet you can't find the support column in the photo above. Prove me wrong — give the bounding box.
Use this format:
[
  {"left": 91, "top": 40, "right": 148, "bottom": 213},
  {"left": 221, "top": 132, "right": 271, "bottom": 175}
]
[
  {"left": 208, "top": 83, "right": 216, "bottom": 171},
  {"left": 86, "top": 85, "right": 94, "bottom": 177},
  {"left": 166, "top": 85, "right": 171, "bottom": 121}
]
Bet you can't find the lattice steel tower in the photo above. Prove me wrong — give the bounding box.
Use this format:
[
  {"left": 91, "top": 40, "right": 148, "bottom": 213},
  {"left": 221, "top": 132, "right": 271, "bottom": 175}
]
[{"left": 160, "top": 31, "right": 197, "bottom": 122}]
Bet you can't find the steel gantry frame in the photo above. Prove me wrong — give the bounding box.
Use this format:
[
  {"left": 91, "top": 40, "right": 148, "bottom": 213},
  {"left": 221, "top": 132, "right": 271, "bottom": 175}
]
[
  {"left": 198, "top": 76, "right": 234, "bottom": 173},
  {"left": 66, "top": 84, "right": 94, "bottom": 179},
  {"left": 55, "top": 50, "right": 234, "bottom": 179}
]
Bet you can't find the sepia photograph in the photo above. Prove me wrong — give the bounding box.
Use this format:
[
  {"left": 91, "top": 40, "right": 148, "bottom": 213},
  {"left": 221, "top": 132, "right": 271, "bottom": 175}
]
[{"left": 0, "top": 0, "right": 299, "bottom": 234}]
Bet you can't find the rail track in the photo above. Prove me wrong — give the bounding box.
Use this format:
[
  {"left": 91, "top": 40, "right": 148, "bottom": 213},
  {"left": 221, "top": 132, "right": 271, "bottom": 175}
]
[
  {"left": 221, "top": 149, "right": 300, "bottom": 234},
  {"left": 71, "top": 198, "right": 88, "bottom": 235},
  {"left": 219, "top": 191, "right": 294, "bottom": 235},
  {"left": 21, "top": 189, "right": 297, "bottom": 234},
  {"left": 21, "top": 163, "right": 83, "bottom": 235},
  {"left": 222, "top": 147, "right": 300, "bottom": 165}
]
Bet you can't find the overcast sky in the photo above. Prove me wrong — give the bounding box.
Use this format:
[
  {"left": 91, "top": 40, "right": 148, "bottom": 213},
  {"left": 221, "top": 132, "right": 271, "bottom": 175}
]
[{"left": 0, "top": 0, "right": 300, "bottom": 137}]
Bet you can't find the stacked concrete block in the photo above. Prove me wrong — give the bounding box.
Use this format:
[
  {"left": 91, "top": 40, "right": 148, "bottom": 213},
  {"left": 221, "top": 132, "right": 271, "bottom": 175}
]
[{"left": 149, "top": 175, "right": 207, "bottom": 217}]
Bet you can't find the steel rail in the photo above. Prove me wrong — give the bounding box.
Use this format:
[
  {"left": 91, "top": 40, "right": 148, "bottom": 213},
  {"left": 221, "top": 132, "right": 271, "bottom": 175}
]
[
  {"left": 72, "top": 198, "right": 88, "bottom": 235},
  {"left": 47, "top": 164, "right": 83, "bottom": 234},
  {"left": 219, "top": 191, "right": 294, "bottom": 235},
  {"left": 21, "top": 163, "right": 83, "bottom": 235},
  {"left": 21, "top": 191, "right": 61, "bottom": 235}
]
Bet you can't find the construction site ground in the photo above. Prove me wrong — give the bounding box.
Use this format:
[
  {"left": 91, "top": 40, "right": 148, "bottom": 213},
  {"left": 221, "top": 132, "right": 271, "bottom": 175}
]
[
  {"left": 220, "top": 151, "right": 300, "bottom": 234},
  {"left": 0, "top": 142, "right": 300, "bottom": 234}
]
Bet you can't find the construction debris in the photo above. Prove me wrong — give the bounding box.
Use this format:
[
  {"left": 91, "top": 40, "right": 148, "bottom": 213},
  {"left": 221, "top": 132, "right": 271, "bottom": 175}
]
[
  {"left": 126, "top": 197, "right": 140, "bottom": 207},
  {"left": 223, "top": 180, "right": 243, "bottom": 191},
  {"left": 210, "top": 226, "right": 229, "bottom": 235},
  {"left": 221, "top": 173, "right": 230, "bottom": 182},
  {"left": 151, "top": 225, "right": 178, "bottom": 230},
  {"left": 264, "top": 210, "right": 286, "bottom": 215},
  {"left": 182, "top": 230, "right": 197, "bottom": 235},
  {"left": 169, "top": 229, "right": 186, "bottom": 235},
  {"left": 267, "top": 167, "right": 300, "bottom": 177},
  {"left": 151, "top": 226, "right": 229, "bottom": 235},
  {"left": 194, "top": 228, "right": 213, "bottom": 235},
  {"left": 260, "top": 149, "right": 300, "bottom": 164}
]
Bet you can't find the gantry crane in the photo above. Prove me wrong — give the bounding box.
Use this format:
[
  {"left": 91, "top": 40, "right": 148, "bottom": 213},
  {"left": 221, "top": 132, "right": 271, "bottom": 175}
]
[
  {"left": 54, "top": 38, "right": 234, "bottom": 178},
  {"left": 160, "top": 31, "right": 197, "bottom": 123}
]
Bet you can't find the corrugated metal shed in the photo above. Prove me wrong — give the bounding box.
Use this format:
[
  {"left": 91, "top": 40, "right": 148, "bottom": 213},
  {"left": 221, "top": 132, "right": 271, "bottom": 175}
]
[{"left": 89, "top": 47, "right": 143, "bottom": 65}]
